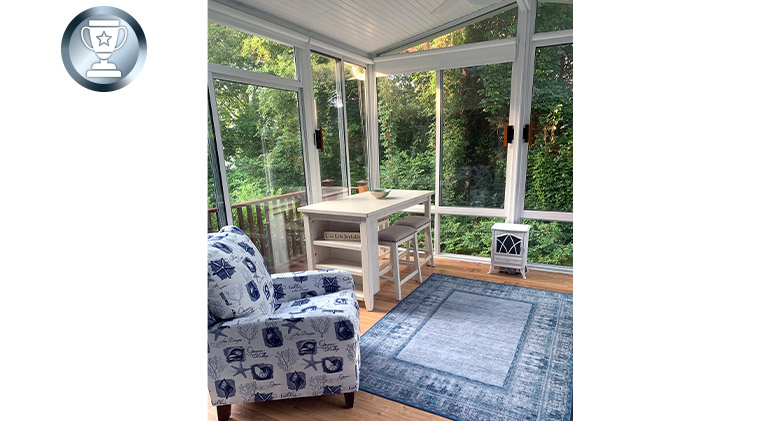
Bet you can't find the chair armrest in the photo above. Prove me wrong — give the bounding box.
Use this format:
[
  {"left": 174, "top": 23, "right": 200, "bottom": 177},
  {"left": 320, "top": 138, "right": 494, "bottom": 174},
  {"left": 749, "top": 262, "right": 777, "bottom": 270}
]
[
  {"left": 207, "top": 295, "right": 360, "bottom": 398},
  {"left": 271, "top": 269, "right": 354, "bottom": 304}
]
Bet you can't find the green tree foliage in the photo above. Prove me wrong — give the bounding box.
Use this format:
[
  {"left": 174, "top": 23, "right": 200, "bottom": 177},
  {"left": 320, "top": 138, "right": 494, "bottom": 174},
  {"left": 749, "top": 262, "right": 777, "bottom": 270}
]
[
  {"left": 208, "top": 23, "right": 303, "bottom": 206},
  {"left": 439, "top": 216, "right": 504, "bottom": 257},
  {"left": 525, "top": 44, "right": 573, "bottom": 213},
  {"left": 311, "top": 56, "right": 370, "bottom": 192},
  {"left": 535, "top": 2, "right": 574, "bottom": 33},
  {"left": 344, "top": 64, "right": 369, "bottom": 187},
  {"left": 311, "top": 54, "right": 343, "bottom": 188},
  {"left": 377, "top": 10, "right": 574, "bottom": 266},
  {"left": 377, "top": 72, "right": 437, "bottom": 195},
  {"left": 207, "top": 7, "right": 574, "bottom": 266},
  {"left": 441, "top": 63, "right": 510, "bottom": 208}
]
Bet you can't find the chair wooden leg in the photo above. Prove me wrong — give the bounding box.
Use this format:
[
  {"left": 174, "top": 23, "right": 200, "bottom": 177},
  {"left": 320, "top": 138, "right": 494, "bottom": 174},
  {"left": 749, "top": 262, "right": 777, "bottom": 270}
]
[
  {"left": 412, "top": 238, "right": 422, "bottom": 283},
  {"left": 392, "top": 244, "right": 401, "bottom": 300},
  {"left": 424, "top": 225, "right": 434, "bottom": 267},
  {"left": 217, "top": 405, "right": 231, "bottom": 421},
  {"left": 344, "top": 392, "right": 355, "bottom": 408}
]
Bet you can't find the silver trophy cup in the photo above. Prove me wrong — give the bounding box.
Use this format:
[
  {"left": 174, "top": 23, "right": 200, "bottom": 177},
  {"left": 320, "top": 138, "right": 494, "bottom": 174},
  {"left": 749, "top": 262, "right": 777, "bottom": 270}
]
[{"left": 81, "top": 20, "right": 127, "bottom": 78}]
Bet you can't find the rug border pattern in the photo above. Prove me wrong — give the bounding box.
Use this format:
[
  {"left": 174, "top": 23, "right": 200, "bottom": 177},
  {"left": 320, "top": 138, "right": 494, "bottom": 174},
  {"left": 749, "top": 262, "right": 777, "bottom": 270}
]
[{"left": 358, "top": 273, "right": 573, "bottom": 421}]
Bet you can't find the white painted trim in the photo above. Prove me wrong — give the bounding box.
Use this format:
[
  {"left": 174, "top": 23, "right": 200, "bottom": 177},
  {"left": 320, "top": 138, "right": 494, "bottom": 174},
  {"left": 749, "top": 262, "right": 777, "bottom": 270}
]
[
  {"left": 438, "top": 206, "right": 507, "bottom": 218},
  {"left": 333, "top": 58, "right": 350, "bottom": 192},
  {"left": 527, "top": 262, "right": 573, "bottom": 274},
  {"left": 437, "top": 253, "right": 491, "bottom": 264},
  {"left": 309, "top": 39, "right": 374, "bottom": 68},
  {"left": 208, "top": 0, "right": 373, "bottom": 66},
  {"left": 436, "top": 254, "right": 572, "bottom": 274},
  {"left": 208, "top": 63, "right": 302, "bottom": 91},
  {"left": 207, "top": 73, "right": 233, "bottom": 226},
  {"left": 435, "top": 69, "right": 443, "bottom": 210},
  {"left": 374, "top": 38, "right": 517, "bottom": 76},
  {"left": 375, "top": 0, "right": 519, "bottom": 56},
  {"left": 532, "top": 29, "right": 573, "bottom": 48},
  {"left": 366, "top": 64, "right": 381, "bottom": 190},
  {"left": 505, "top": 4, "right": 536, "bottom": 223},
  {"left": 295, "top": 44, "right": 323, "bottom": 204},
  {"left": 209, "top": 2, "right": 307, "bottom": 48},
  {"left": 395, "top": 204, "right": 506, "bottom": 218},
  {"left": 521, "top": 210, "right": 573, "bottom": 223}
]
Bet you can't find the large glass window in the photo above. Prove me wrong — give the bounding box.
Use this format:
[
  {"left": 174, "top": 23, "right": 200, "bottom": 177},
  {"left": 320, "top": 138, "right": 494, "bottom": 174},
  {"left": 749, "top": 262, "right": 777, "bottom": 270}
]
[
  {"left": 441, "top": 63, "right": 512, "bottom": 208},
  {"left": 208, "top": 23, "right": 296, "bottom": 79},
  {"left": 439, "top": 215, "right": 504, "bottom": 257},
  {"left": 525, "top": 44, "right": 573, "bottom": 212},
  {"left": 392, "top": 6, "right": 518, "bottom": 55},
  {"left": 535, "top": 1, "right": 573, "bottom": 33},
  {"left": 344, "top": 62, "right": 369, "bottom": 193},
  {"left": 377, "top": 71, "right": 437, "bottom": 196},
  {"left": 523, "top": 220, "right": 573, "bottom": 266},
  {"left": 311, "top": 53, "right": 348, "bottom": 200},
  {"left": 212, "top": 78, "right": 307, "bottom": 272}
]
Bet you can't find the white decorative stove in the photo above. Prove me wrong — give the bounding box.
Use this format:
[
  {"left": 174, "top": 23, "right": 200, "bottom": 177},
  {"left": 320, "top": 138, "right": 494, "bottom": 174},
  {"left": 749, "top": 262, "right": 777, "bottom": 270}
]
[{"left": 489, "top": 223, "right": 531, "bottom": 278}]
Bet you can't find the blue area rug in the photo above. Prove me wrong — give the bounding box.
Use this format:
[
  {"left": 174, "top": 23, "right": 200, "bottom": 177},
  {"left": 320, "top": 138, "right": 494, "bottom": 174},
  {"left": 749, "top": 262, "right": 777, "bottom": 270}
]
[{"left": 359, "top": 273, "right": 572, "bottom": 421}]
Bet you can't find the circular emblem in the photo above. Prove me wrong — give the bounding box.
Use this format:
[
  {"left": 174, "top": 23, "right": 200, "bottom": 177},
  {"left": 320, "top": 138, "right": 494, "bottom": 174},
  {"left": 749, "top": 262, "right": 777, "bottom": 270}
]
[{"left": 61, "top": 6, "right": 146, "bottom": 92}]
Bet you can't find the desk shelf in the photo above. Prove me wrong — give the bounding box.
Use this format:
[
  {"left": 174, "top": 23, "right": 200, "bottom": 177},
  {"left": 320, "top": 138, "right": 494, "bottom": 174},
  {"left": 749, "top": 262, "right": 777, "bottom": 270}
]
[
  {"left": 312, "top": 239, "right": 362, "bottom": 251},
  {"left": 314, "top": 258, "right": 363, "bottom": 277},
  {"left": 299, "top": 190, "right": 434, "bottom": 312}
]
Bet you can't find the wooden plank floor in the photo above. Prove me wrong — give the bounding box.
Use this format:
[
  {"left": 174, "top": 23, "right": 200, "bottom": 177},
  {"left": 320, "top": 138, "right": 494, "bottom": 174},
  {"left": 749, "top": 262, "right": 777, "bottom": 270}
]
[{"left": 208, "top": 257, "right": 573, "bottom": 421}]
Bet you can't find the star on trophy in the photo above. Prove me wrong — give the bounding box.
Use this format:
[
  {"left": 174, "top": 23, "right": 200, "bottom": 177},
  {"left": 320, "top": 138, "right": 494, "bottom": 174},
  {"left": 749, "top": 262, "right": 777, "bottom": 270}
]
[{"left": 80, "top": 20, "right": 127, "bottom": 78}]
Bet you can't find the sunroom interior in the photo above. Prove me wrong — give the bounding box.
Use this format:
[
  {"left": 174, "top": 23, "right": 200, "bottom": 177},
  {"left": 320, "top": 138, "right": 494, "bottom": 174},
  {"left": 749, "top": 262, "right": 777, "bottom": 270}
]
[{"left": 207, "top": 0, "right": 572, "bottom": 419}]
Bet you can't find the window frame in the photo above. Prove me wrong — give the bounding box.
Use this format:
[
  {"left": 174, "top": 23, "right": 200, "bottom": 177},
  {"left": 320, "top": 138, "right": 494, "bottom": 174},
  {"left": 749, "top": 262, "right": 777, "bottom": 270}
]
[
  {"left": 207, "top": 1, "right": 574, "bottom": 271},
  {"left": 206, "top": 16, "right": 374, "bottom": 219}
]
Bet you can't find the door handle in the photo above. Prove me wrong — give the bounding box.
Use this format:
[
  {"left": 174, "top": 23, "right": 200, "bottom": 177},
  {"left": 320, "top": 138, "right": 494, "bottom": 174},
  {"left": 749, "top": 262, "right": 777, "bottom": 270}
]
[{"left": 314, "top": 127, "right": 324, "bottom": 152}]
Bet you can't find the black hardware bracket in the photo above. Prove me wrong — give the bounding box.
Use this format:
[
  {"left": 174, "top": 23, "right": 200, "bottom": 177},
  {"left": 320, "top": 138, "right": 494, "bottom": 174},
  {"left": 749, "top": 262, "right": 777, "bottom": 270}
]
[{"left": 314, "top": 127, "right": 323, "bottom": 151}]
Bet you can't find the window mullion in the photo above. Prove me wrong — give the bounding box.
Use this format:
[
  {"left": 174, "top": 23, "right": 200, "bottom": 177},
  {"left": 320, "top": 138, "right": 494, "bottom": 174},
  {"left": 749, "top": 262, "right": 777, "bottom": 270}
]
[
  {"left": 335, "top": 59, "right": 351, "bottom": 193},
  {"left": 294, "top": 44, "right": 323, "bottom": 204},
  {"left": 434, "top": 69, "right": 443, "bottom": 255},
  {"left": 505, "top": 4, "right": 536, "bottom": 223},
  {"left": 207, "top": 72, "right": 233, "bottom": 226}
]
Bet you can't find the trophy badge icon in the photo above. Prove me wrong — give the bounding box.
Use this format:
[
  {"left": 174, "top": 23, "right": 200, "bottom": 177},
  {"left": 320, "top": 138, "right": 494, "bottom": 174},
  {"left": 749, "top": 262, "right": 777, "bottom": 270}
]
[{"left": 81, "top": 20, "right": 127, "bottom": 78}]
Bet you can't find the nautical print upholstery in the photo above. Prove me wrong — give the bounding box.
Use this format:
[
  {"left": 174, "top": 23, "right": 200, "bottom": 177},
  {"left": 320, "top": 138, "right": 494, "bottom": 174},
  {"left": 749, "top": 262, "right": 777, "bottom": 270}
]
[
  {"left": 208, "top": 227, "right": 360, "bottom": 407},
  {"left": 208, "top": 226, "right": 275, "bottom": 319}
]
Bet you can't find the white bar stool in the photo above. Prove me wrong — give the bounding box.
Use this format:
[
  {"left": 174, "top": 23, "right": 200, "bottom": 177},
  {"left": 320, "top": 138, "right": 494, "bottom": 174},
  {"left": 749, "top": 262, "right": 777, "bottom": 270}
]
[
  {"left": 395, "top": 215, "right": 435, "bottom": 267},
  {"left": 377, "top": 225, "right": 423, "bottom": 300}
]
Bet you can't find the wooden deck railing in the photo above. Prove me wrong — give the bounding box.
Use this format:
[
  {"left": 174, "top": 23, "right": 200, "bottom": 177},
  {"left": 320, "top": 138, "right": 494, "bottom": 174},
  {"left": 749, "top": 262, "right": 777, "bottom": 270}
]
[{"left": 207, "top": 187, "right": 350, "bottom": 272}]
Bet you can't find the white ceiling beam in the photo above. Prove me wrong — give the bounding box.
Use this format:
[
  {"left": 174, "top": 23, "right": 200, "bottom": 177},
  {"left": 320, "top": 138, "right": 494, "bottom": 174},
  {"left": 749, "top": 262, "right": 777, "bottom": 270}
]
[
  {"left": 374, "top": 0, "right": 518, "bottom": 57},
  {"left": 374, "top": 37, "right": 516, "bottom": 75},
  {"left": 532, "top": 29, "right": 573, "bottom": 47}
]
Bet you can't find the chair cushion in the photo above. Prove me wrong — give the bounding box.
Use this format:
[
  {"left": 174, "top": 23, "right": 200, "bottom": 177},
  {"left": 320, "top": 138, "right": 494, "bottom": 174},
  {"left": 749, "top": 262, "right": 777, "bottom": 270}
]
[
  {"left": 395, "top": 215, "right": 430, "bottom": 230},
  {"left": 378, "top": 225, "right": 416, "bottom": 243},
  {"left": 208, "top": 226, "right": 275, "bottom": 320}
]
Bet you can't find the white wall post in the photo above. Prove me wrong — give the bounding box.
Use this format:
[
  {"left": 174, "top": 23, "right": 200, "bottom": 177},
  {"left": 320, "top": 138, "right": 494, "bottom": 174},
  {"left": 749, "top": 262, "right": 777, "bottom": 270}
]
[
  {"left": 365, "top": 64, "right": 381, "bottom": 190},
  {"left": 505, "top": 0, "right": 536, "bottom": 223}
]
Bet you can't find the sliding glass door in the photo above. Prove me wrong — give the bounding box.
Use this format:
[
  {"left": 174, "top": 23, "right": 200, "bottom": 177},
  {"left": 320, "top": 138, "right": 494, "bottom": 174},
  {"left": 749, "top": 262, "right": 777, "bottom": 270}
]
[
  {"left": 209, "top": 77, "right": 309, "bottom": 272},
  {"left": 311, "top": 53, "right": 370, "bottom": 200}
]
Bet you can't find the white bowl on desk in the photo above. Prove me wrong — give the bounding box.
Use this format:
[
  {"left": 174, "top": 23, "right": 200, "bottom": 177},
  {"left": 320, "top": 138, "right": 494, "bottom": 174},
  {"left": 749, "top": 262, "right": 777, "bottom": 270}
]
[{"left": 369, "top": 189, "right": 391, "bottom": 199}]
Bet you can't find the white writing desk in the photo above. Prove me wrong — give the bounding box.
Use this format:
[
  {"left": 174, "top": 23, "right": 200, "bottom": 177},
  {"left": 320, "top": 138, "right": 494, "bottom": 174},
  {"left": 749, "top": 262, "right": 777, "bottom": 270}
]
[{"left": 298, "top": 190, "right": 433, "bottom": 311}]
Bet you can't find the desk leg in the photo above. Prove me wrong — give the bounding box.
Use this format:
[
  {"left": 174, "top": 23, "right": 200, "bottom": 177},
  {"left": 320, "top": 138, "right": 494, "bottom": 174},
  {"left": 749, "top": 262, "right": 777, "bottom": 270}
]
[
  {"left": 360, "top": 219, "right": 379, "bottom": 311},
  {"left": 303, "top": 214, "right": 314, "bottom": 270}
]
